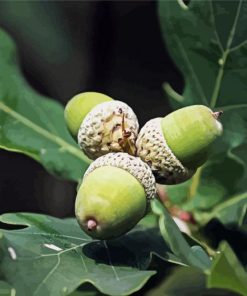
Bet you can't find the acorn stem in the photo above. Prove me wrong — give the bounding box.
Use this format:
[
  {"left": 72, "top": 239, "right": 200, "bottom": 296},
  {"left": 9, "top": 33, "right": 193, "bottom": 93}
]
[
  {"left": 87, "top": 219, "right": 97, "bottom": 231},
  {"left": 212, "top": 110, "right": 223, "bottom": 119}
]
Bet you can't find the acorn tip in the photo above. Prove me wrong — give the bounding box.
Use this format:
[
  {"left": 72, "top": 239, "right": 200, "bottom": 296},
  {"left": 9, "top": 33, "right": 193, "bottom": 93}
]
[
  {"left": 87, "top": 219, "right": 97, "bottom": 231},
  {"left": 212, "top": 110, "right": 223, "bottom": 119}
]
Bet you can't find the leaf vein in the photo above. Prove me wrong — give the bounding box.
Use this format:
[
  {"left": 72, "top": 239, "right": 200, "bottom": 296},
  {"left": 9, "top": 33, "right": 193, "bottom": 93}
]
[
  {"left": 0, "top": 101, "right": 90, "bottom": 163},
  {"left": 229, "top": 39, "right": 247, "bottom": 52},
  {"left": 210, "top": 0, "right": 224, "bottom": 53},
  {"left": 210, "top": 0, "right": 243, "bottom": 108},
  {"left": 103, "top": 240, "right": 120, "bottom": 281},
  {"left": 8, "top": 231, "right": 91, "bottom": 242},
  {"left": 34, "top": 256, "right": 61, "bottom": 295}
]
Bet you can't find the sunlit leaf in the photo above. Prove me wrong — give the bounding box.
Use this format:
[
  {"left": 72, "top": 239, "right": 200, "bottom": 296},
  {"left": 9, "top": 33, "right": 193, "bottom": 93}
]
[
  {"left": 207, "top": 241, "right": 247, "bottom": 295},
  {"left": 0, "top": 212, "right": 185, "bottom": 296},
  {"left": 151, "top": 200, "right": 211, "bottom": 271}
]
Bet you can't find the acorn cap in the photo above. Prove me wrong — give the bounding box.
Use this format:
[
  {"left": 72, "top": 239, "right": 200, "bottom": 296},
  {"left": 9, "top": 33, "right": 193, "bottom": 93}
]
[
  {"left": 136, "top": 118, "right": 195, "bottom": 184},
  {"left": 83, "top": 152, "right": 156, "bottom": 200},
  {"left": 78, "top": 101, "right": 139, "bottom": 160},
  {"left": 64, "top": 92, "right": 113, "bottom": 138}
]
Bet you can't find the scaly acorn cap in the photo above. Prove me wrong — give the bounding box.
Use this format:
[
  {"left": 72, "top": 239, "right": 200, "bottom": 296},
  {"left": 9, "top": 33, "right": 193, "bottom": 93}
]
[
  {"left": 83, "top": 153, "right": 156, "bottom": 200},
  {"left": 78, "top": 101, "right": 139, "bottom": 160},
  {"left": 64, "top": 92, "right": 113, "bottom": 138},
  {"left": 75, "top": 153, "right": 156, "bottom": 239},
  {"left": 136, "top": 105, "right": 223, "bottom": 184},
  {"left": 136, "top": 118, "right": 195, "bottom": 184}
]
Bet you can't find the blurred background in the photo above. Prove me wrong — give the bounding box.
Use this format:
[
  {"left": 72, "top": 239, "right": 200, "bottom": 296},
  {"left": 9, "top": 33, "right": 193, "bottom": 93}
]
[{"left": 0, "top": 1, "right": 182, "bottom": 217}]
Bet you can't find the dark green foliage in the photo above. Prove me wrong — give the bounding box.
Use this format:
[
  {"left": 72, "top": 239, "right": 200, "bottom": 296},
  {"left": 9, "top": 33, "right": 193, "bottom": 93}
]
[{"left": 0, "top": 0, "right": 246, "bottom": 295}]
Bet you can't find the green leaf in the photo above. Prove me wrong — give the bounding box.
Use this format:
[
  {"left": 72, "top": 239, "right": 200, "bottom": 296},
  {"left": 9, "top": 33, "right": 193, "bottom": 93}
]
[
  {"left": 0, "top": 2, "right": 73, "bottom": 70},
  {"left": 151, "top": 200, "right": 211, "bottom": 271},
  {"left": 0, "top": 212, "right": 187, "bottom": 296},
  {"left": 137, "top": 211, "right": 159, "bottom": 229},
  {"left": 69, "top": 289, "right": 101, "bottom": 296},
  {"left": 0, "top": 281, "right": 14, "bottom": 296},
  {"left": 145, "top": 267, "right": 207, "bottom": 296},
  {"left": 207, "top": 241, "right": 247, "bottom": 296},
  {"left": 195, "top": 191, "right": 247, "bottom": 227},
  {"left": 146, "top": 241, "right": 247, "bottom": 296},
  {"left": 159, "top": 0, "right": 247, "bottom": 209},
  {"left": 0, "top": 28, "right": 90, "bottom": 182}
]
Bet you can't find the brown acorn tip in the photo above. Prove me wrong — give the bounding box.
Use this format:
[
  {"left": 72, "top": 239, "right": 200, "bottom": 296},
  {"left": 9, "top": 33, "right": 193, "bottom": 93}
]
[
  {"left": 87, "top": 219, "right": 97, "bottom": 231},
  {"left": 212, "top": 110, "right": 223, "bottom": 119}
]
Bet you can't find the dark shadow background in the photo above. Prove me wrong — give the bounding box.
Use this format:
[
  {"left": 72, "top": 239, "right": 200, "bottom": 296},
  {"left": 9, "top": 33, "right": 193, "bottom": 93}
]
[{"left": 0, "top": 1, "right": 182, "bottom": 217}]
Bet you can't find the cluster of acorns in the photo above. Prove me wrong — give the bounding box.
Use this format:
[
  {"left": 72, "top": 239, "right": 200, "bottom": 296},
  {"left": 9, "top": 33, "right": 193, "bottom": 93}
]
[{"left": 64, "top": 92, "right": 223, "bottom": 240}]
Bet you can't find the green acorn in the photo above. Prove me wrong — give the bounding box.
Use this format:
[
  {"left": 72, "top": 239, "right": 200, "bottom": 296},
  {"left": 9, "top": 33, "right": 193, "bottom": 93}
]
[
  {"left": 136, "top": 105, "right": 223, "bottom": 184},
  {"left": 64, "top": 92, "right": 139, "bottom": 159},
  {"left": 75, "top": 153, "right": 156, "bottom": 240},
  {"left": 64, "top": 92, "right": 112, "bottom": 138}
]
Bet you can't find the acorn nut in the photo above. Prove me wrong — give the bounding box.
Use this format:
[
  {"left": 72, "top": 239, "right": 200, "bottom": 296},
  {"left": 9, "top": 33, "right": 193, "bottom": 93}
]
[
  {"left": 64, "top": 92, "right": 139, "bottom": 159},
  {"left": 75, "top": 152, "right": 156, "bottom": 240},
  {"left": 136, "top": 105, "right": 223, "bottom": 184},
  {"left": 64, "top": 92, "right": 112, "bottom": 138}
]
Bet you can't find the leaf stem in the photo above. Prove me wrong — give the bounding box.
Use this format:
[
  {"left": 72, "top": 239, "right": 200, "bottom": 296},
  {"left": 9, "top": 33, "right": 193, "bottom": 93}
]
[
  {"left": 210, "top": 50, "right": 228, "bottom": 109},
  {"left": 163, "top": 82, "right": 184, "bottom": 103},
  {"left": 210, "top": 0, "right": 242, "bottom": 108},
  {"left": 188, "top": 166, "right": 202, "bottom": 200},
  {"left": 0, "top": 101, "right": 90, "bottom": 163}
]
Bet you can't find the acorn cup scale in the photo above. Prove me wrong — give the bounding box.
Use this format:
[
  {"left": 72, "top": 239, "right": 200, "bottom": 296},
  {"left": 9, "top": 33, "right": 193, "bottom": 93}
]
[
  {"left": 78, "top": 100, "right": 139, "bottom": 159},
  {"left": 136, "top": 105, "right": 223, "bottom": 184},
  {"left": 75, "top": 153, "right": 156, "bottom": 240}
]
